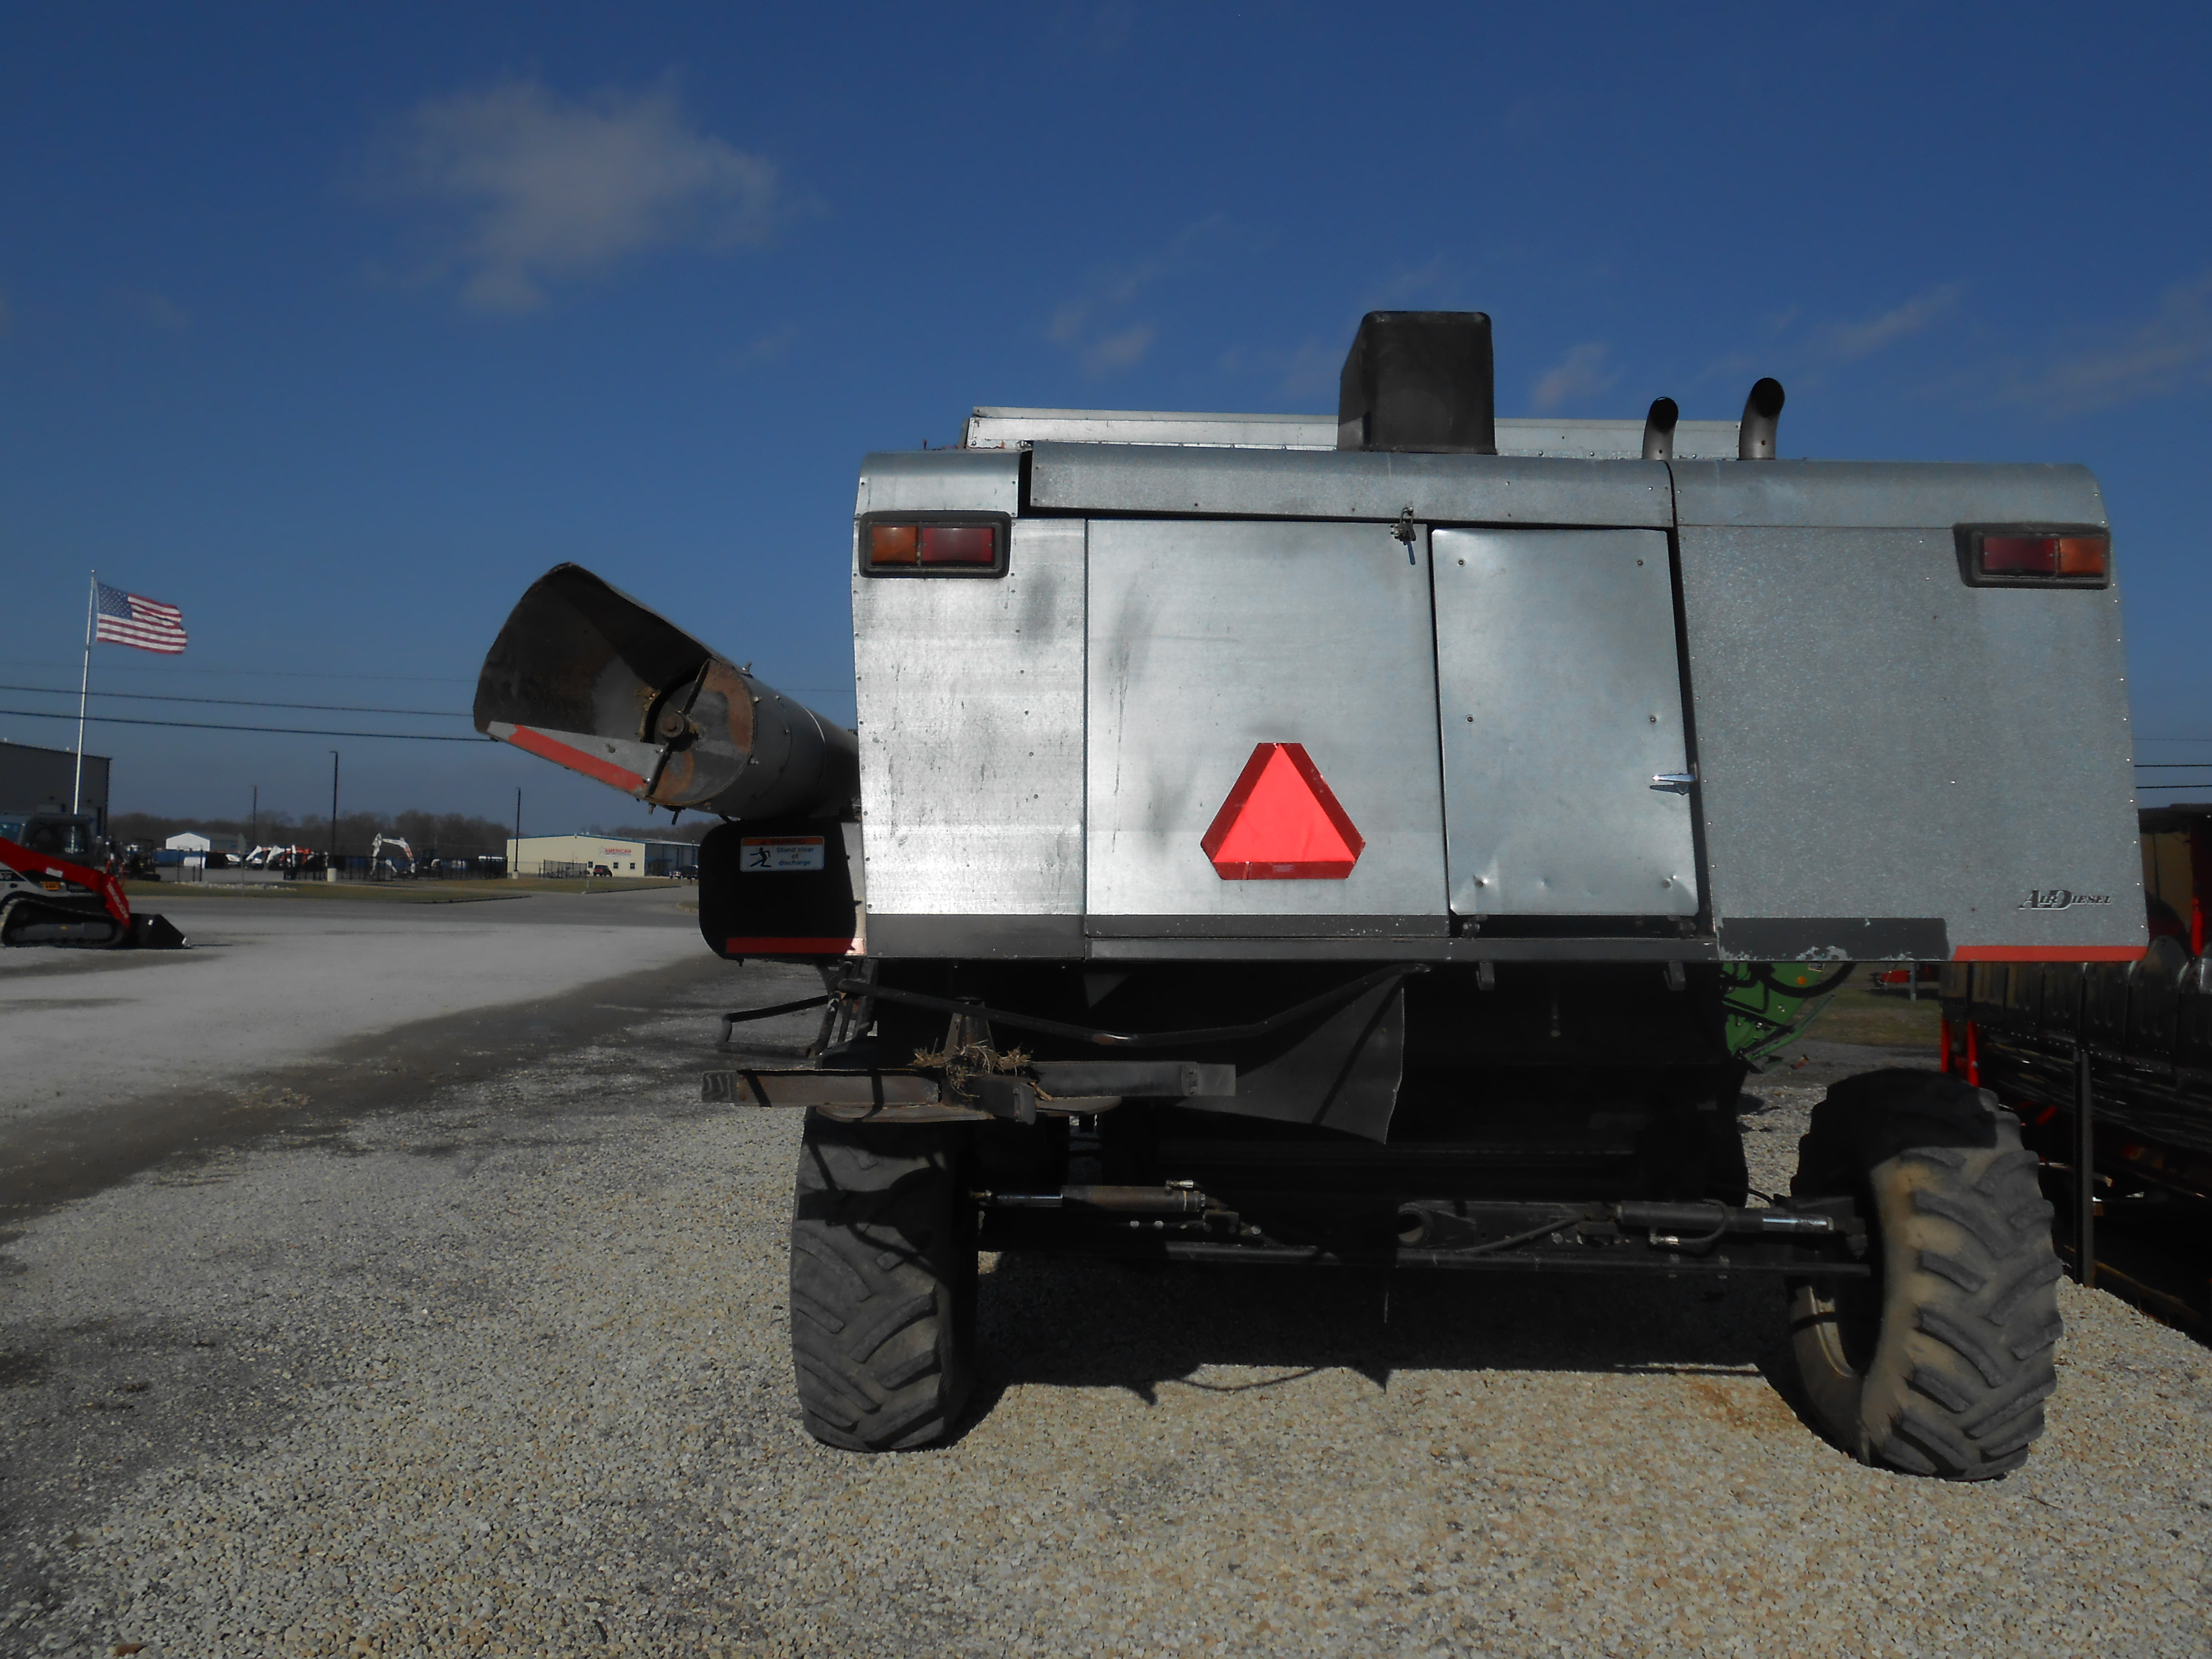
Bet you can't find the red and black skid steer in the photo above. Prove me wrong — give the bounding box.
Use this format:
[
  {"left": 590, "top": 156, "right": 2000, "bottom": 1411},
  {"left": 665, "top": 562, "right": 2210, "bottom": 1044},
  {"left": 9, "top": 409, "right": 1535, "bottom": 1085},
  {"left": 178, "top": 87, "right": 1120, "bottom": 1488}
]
[{"left": 0, "top": 819, "right": 188, "bottom": 950}]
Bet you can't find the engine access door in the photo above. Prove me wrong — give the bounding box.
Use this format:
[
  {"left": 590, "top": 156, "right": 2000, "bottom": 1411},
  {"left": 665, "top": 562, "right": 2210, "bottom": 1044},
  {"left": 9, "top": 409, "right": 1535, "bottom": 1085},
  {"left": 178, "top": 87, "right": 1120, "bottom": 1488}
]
[
  {"left": 1431, "top": 527, "right": 1699, "bottom": 918},
  {"left": 1085, "top": 518, "right": 1448, "bottom": 936}
]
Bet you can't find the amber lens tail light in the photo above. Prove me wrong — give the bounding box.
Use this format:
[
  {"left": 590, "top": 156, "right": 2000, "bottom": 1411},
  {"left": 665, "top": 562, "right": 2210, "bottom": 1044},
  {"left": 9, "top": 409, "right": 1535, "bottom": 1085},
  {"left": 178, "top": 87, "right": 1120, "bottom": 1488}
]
[
  {"left": 868, "top": 524, "right": 919, "bottom": 565},
  {"left": 2056, "top": 536, "right": 2108, "bottom": 577}
]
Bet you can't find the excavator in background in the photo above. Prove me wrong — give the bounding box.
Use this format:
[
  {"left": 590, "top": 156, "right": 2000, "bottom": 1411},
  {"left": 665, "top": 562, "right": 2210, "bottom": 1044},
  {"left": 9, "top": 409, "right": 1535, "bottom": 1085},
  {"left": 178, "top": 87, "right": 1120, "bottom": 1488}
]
[{"left": 368, "top": 834, "right": 416, "bottom": 880}]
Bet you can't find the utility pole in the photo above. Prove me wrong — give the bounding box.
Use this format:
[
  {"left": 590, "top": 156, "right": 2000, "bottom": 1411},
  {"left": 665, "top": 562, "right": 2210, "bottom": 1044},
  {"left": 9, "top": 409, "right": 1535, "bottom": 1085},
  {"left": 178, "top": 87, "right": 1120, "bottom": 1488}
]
[
  {"left": 327, "top": 751, "right": 340, "bottom": 884},
  {"left": 513, "top": 787, "right": 522, "bottom": 880}
]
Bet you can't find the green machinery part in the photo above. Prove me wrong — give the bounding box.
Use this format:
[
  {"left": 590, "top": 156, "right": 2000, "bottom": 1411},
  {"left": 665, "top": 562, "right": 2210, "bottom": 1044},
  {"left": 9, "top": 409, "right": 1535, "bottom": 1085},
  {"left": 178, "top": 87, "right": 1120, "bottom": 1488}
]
[{"left": 1719, "top": 962, "right": 1855, "bottom": 1064}]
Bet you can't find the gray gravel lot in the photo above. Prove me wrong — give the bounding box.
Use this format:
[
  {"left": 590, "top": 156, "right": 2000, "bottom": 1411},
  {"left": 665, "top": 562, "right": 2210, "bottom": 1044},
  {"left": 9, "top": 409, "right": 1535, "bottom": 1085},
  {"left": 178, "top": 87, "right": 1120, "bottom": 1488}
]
[
  {"left": 0, "top": 886, "right": 704, "bottom": 1125},
  {"left": 2, "top": 964, "right": 2208, "bottom": 1658}
]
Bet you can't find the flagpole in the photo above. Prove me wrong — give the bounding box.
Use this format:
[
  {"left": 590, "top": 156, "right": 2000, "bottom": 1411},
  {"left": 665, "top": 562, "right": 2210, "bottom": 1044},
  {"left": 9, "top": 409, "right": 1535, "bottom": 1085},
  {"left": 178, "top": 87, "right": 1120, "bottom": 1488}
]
[{"left": 71, "top": 572, "right": 96, "bottom": 814}]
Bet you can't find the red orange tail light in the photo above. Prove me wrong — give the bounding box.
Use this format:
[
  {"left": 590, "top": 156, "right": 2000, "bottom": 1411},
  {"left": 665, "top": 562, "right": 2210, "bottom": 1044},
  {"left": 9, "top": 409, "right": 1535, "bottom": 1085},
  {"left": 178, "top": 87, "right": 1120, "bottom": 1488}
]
[
  {"left": 1960, "top": 526, "right": 2110, "bottom": 587},
  {"left": 860, "top": 516, "right": 1009, "bottom": 577}
]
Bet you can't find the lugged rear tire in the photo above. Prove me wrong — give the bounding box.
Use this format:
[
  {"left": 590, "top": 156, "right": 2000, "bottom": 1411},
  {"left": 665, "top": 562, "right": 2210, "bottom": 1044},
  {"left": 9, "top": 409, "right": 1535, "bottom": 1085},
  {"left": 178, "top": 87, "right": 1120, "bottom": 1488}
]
[
  {"left": 1789, "top": 1069, "right": 2062, "bottom": 1480},
  {"left": 789, "top": 1113, "right": 976, "bottom": 1451}
]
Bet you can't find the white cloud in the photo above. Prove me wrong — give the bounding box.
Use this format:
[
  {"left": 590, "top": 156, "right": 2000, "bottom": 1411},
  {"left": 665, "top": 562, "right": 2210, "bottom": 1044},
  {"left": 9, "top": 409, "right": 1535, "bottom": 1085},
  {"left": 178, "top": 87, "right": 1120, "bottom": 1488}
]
[
  {"left": 1817, "top": 283, "right": 1963, "bottom": 362},
  {"left": 1377, "top": 256, "right": 1451, "bottom": 306},
  {"left": 1049, "top": 214, "right": 1230, "bottom": 375},
  {"left": 1219, "top": 338, "right": 1338, "bottom": 400},
  {"left": 1529, "top": 342, "right": 1618, "bottom": 413},
  {"left": 1083, "top": 324, "right": 1155, "bottom": 373},
  {"left": 2003, "top": 268, "right": 2212, "bottom": 413},
  {"left": 373, "top": 77, "right": 778, "bottom": 313},
  {"left": 1047, "top": 300, "right": 1091, "bottom": 347}
]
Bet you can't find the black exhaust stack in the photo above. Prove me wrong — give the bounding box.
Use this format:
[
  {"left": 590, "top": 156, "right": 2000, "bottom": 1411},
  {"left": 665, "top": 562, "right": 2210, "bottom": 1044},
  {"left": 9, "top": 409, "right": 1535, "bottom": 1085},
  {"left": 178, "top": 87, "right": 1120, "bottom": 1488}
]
[
  {"left": 1641, "top": 397, "right": 1679, "bottom": 461},
  {"left": 1738, "top": 378, "right": 1786, "bottom": 460},
  {"left": 1338, "top": 312, "right": 1497, "bottom": 455}
]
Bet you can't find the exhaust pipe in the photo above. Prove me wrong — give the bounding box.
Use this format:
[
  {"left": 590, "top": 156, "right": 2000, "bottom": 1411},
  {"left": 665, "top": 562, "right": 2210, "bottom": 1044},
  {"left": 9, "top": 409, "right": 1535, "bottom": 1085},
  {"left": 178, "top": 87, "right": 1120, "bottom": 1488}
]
[
  {"left": 474, "top": 564, "right": 858, "bottom": 822},
  {"left": 1738, "top": 377, "right": 1786, "bottom": 460},
  {"left": 1640, "top": 397, "right": 1679, "bottom": 461}
]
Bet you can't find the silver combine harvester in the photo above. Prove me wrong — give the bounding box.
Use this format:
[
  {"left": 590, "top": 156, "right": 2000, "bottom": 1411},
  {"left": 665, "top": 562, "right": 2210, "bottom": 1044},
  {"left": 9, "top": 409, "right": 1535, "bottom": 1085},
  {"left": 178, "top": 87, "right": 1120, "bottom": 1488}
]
[{"left": 476, "top": 312, "right": 2142, "bottom": 1478}]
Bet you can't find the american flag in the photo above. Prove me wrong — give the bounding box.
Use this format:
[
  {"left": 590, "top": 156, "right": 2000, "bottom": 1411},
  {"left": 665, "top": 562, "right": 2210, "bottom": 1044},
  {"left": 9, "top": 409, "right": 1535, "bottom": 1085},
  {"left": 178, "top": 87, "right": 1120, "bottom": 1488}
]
[{"left": 95, "top": 583, "right": 188, "bottom": 654}]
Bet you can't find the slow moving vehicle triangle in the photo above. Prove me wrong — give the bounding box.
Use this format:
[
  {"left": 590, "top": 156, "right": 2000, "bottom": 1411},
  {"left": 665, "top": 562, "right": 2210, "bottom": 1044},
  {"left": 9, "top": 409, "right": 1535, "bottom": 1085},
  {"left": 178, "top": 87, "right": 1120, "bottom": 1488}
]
[{"left": 1201, "top": 742, "right": 1365, "bottom": 879}]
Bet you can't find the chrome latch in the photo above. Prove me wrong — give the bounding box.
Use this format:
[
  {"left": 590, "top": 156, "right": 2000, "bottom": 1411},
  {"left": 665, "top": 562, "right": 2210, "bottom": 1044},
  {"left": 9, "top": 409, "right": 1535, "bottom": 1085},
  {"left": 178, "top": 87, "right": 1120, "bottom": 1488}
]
[{"left": 1650, "top": 771, "right": 1696, "bottom": 794}]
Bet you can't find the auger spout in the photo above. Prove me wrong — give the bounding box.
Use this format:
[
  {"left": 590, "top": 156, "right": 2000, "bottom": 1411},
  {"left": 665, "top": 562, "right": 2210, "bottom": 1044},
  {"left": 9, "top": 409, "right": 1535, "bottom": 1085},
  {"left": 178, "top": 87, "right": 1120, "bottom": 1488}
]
[{"left": 473, "top": 564, "right": 858, "bottom": 822}]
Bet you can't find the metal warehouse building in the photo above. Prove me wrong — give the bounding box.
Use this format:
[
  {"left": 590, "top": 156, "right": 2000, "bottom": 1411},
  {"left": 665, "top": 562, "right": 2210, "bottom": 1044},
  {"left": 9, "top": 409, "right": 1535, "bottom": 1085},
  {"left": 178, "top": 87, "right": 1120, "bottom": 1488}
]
[
  {"left": 505, "top": 834, "right": 699, "bottom": 878},
  {"left": 0, "top": 738, "right": 110, "bottom": 831}
]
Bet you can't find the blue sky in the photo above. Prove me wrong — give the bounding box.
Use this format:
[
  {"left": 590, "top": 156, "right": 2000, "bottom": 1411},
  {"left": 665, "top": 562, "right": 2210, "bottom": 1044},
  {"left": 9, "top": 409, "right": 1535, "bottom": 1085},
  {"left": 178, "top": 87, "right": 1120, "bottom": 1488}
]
[{"left": 4, "top": 2, "right": 2209, "bottom": 831}]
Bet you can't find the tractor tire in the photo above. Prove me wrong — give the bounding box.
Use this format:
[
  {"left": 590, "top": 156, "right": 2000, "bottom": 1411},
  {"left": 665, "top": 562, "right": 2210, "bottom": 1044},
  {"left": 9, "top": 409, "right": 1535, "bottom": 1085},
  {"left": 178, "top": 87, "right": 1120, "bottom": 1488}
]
[
  {"left": 1788, "top": 1068, "right": 2063, "bottom": 1480},
  {"left": 788, "top": 1113, "right": 976, "bottom": 1451}
]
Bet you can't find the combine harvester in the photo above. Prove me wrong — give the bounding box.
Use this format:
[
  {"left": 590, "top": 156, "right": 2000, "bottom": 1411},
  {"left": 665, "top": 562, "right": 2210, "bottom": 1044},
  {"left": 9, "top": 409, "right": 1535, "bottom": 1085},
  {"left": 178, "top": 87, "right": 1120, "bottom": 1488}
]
[
  {"left": 476, "top": 310, "right": 2140, "bottom": 1479},
  {"left": 0, "top": 808, "right": 187, "bottom": 949}
]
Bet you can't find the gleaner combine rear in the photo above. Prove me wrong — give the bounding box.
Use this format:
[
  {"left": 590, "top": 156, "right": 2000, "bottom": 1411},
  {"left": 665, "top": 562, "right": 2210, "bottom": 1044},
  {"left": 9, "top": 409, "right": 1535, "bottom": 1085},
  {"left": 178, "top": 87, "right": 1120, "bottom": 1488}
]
[{"left": 477, "top": 313, "right": 2143, "bottom": 1478}]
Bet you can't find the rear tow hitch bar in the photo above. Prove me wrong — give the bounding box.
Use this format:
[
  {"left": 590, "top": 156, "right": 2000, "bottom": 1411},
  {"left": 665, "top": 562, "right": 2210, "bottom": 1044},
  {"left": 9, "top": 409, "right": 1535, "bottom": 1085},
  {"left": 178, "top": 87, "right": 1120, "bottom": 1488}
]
[{"left": 977, "top": 1184, "right": 1212, "bottom": 1216}]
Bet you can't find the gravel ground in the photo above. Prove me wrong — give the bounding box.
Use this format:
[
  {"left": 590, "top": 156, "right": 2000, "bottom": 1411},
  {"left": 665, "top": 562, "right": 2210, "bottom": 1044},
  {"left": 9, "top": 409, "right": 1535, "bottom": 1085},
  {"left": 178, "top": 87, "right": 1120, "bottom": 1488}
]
[{"left": 3, "top": 991, "right": 2207, "bottom": 1658}]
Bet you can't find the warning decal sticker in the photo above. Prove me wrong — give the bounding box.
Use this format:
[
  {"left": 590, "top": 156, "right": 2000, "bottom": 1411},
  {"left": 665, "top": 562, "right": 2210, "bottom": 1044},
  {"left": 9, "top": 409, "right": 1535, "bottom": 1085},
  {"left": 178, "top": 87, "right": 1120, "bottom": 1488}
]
[
  {"left": 741, "top": 836, "right": 827, "bottom": 873},
  {"left": 1200, "top": 743, "right": 1365, "bottom": 880}
]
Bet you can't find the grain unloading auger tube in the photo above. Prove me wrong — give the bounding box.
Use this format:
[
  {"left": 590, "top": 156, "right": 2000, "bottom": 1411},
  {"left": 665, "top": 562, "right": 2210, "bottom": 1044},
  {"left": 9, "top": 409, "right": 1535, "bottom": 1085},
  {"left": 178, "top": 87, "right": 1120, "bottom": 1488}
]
[{"left": 473, "top": 564, "right": 858, "bottom": 823}]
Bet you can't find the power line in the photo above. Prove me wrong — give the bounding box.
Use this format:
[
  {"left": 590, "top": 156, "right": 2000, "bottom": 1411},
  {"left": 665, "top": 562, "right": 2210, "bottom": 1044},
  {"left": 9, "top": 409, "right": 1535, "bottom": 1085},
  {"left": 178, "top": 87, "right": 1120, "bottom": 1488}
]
[
  {"left": 0, "top": 683, "right": 468, "bottom": 717},
  {"left": 0, "top": 659, "right": 476, "bottom": 684},
  {"left": 0, "top": 661, "right": 852, "bottom": 696},
  {"left": 0, "top": 708, "right": 493, "bottom": 742}
]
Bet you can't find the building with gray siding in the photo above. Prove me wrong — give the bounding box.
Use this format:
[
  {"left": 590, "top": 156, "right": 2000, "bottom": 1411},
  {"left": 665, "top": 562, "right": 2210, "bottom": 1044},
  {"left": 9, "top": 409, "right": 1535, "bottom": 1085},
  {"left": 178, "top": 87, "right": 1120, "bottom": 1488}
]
[{"left": 0, "top": 739, "right": 111, "bottom": 830}]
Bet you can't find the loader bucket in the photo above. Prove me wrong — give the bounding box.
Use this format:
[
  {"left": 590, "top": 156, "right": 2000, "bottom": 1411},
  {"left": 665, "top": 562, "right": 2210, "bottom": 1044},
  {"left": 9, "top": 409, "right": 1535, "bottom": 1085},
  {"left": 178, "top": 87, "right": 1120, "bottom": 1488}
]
[
  {"left": 474, "top": 564, "right": 857, "bottom": 822},
  {"left": 130, "top": 912, "right": 190, "bottom": 950}
]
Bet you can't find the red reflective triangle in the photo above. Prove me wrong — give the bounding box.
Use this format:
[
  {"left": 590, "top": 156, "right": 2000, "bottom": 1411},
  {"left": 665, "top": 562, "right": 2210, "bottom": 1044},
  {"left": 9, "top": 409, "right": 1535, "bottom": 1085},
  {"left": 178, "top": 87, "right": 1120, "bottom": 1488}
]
[{"left": 1201, "top": 743, "right": 1365, "bottom": 880}]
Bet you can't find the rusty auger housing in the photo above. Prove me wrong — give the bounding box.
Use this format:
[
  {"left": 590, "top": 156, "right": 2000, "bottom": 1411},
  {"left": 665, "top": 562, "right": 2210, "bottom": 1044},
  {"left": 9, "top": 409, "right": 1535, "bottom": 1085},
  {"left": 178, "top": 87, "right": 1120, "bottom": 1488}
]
[
  {"left": 479, "top": 310, "right": 2138, "bottom": 1471},
  {"left": 474, "top": 563, "right": 857, "bottom": 824}
]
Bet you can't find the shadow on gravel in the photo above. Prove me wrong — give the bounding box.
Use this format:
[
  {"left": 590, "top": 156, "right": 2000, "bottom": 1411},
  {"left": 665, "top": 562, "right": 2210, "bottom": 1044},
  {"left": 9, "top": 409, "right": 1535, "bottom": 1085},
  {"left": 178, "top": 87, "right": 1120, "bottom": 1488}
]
[
  {"left": 0, "top": 954, "right": 732, "bottom": 1234},
  {"left": 969, "top": 1251, "right": 1808, "bottom": 1429}
]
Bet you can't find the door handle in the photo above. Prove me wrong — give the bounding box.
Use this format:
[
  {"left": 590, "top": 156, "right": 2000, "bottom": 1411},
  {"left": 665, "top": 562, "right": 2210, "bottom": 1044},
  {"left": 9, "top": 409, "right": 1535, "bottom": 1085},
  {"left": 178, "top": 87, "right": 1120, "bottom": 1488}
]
[{"left": 1650, "top": 772, "right": 1696, "bottom": 794}]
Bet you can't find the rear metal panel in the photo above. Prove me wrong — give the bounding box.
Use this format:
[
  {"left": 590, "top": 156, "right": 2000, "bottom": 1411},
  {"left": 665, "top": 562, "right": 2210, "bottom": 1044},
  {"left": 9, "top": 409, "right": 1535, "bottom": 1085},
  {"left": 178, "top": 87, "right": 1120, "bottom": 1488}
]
[
  {"left": 853, "top": 517, "right": 1085, "bottom": 922},
  {"left": 1432, "top": 528, "right": 1698, "bottom": 916},
  {"left": 1031, "top": 445, "right": 1669, "bottom": 529},
  {"left": 1491, "top": 419, "right": 1739, "bottom": 460},
  {"left": 964, "top": 411, "right": 1739, "bottom": 459},
  {"left": 967, "top": 409, "right": 1334, "bottom": 449},
  {"left": 1673, "top": 459, "right": 2105, "bottom": 529},
  {"left": 855, "top": 449, "right": 1021, "bottom": 517},
  {"left": 1085, "top": 519, "right": 1448, "bottom": 930},
  {"left": 1679, "top": 461, "right": 2141, "bottom": 957}
]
